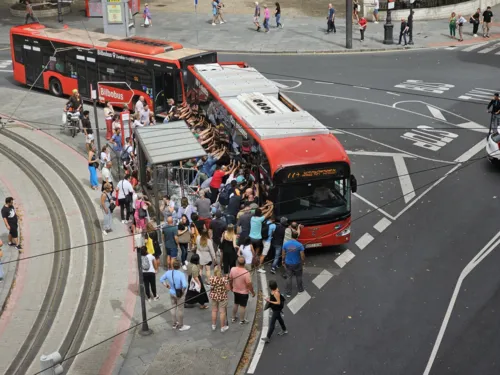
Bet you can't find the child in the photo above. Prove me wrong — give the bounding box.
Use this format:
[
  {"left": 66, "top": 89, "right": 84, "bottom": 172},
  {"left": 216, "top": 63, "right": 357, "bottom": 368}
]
[
  {"left": 262, "top": 280, "right": 287, "bottom": 343},
  {"left": 143, "top": 3, "right": 152, "bottom": 27}
]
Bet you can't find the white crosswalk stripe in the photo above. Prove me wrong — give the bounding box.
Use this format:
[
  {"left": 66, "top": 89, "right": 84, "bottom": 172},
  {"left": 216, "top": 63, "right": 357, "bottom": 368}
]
[
  {"left": 462, "top": 42, "right": 488, "bottom": 51},
  {"left": 451, "top": 41, "right": 500, "bottom": 55},
  {"left": 0, "top": 60, "right": 12, "bottom": 69},
  {"left": 458, "top": 87, "right": 499, "bottom": 102},
  {"left": 478, "top": 42, "right": 500, "bottom": 53}
]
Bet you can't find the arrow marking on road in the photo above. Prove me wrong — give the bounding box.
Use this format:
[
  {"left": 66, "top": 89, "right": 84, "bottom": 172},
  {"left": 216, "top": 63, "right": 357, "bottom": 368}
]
[{"left": 426, "top": 106, "right": 447, "bottom": 121}]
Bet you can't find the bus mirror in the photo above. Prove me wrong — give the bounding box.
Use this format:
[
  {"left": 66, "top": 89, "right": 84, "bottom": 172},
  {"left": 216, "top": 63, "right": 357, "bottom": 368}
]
[{"left": 350, "top": 175, "right": 357, "bottom": 193}]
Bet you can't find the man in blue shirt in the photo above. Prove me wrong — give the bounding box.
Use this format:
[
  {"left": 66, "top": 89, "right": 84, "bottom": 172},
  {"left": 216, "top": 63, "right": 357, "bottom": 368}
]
[
  {"left": 281, "top": 231, "right": 305, "bottom": 297},
  {"left": 160, "top": 259, "right": 190, "bottom": 331},
  {"left": 110, "top": 127, "right": 123, "bottom": 153},
  {"left": 162, "top": 217, "right": 179, "bottom": 270},
  {"left": 326, "top": 3, "right": 336, "bottom": 34}
]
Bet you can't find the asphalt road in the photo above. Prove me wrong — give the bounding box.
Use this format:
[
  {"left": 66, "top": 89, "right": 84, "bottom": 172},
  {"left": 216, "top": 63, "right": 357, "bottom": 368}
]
[
  {"left": 2, "top": 45, "right": 500, "bottom": 374},
  {"left": 219, "top": 49, "right": 500, "bottom": 375}
]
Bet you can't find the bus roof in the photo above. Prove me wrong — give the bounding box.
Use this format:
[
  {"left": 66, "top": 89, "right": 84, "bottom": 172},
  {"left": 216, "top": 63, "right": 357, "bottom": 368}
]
[
  {"left": 191, "top": 63, "right": 349, "bottom": 172},
  {"left": 11, "top": 24, "right": 208, "bottom": 63}
]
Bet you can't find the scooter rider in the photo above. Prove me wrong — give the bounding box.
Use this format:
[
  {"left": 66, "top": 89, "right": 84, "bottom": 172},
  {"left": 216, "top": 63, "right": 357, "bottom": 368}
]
[{"left": 487, "top": 92, "right": 500, "bottom": 130}]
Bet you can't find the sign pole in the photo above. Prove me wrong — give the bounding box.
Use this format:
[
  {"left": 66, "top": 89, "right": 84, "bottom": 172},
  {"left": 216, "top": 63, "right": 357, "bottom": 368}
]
[
  {"left": 57, "top": 0, "right": 63, "bottom": 22},
  {"left": 346, "top": 0, "right": 353, "bottom": 49},
  {"left": 91, "top": 85, "right": 102, "bottom": 153}
]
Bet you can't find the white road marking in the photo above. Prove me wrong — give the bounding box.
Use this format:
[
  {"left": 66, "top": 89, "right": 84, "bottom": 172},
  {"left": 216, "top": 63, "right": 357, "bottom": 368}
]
[
  {"left": 458, "top": 95, "right": 490, "bottom": 103},
  {"left": 374, "top": 217, "right": 391, "bottom": 233},
  {"left": 353, "top": 86, "right": 370, "bottom": 90},
  {"left": 355, "top": 233, "right": 374, "bottom": 250},
  {"left": 312, "top": 269, "right": 334, "bottom": 289},
  {"left": 347, "top": 150, "right": 414, "bottom": 158},
  {"left": 287, "top": 291, "right": 312, "bottom": 315},
  {"left": 271, "top": 79, "right": 302, "bottom": 90},
  {"left": 462, "top": 42, "right": 488, "bottom": 52},
  {"left": 247, "top": 272, "right": 269, "bottom": 374},
  {"left": 394, "top": 80, "right": 454, "bottom": 94},
  {"left": 334, "top": 250, "right": 356, "bottom": 268},
  {"left": 427, "top": 105, "right": 447, "bottom": 121},
  {"left": 444, "top": 46, "right": 457, "bottom": 50},
  {"left": 454, "top": 121, "right": 488, "bottom": 133},
  {"left": 454, "top": 138, "right": 485, "bottom": 163},
  {"left": 330, "top": 129, "right": 344, "bottom": 134},
  {"left": 423, "top": 231, "right": 500, "bottom": 375},
  {"left": 393, "top": 155, "right": 416, "bottom": 203},
  {"left": 0, "top": 69, "right": 13, "bottom": 72},
  {"left": 478, "top": 42, "right": 500, "bottom": 54},
  {"left": 315, "top": 81, "right": 334, "bottom": 85},
  {"left": 386, "top": 91, "right": 401, "bottom": 96},
  {"left": 353, "top": 193, "right": 397, "bottom": 221}
]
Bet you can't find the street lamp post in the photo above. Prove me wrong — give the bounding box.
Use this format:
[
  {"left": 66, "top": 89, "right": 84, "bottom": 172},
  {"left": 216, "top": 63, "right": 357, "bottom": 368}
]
[
  {"left": 408, "top": 0, "right": 415, "bottom": 45},
  {"left": 346, "top": 0, "right": 353, "bottom": 49},
  {"left": 383, "top": 0, "right": 394, "bottom": 44},
  {"left": 57, "top": 0, "right": 63, "bottom": 23}
]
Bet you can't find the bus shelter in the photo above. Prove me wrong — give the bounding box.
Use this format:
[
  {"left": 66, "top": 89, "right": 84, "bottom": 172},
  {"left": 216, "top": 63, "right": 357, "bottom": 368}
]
[{"left": 135, "top": 121, "right": 207, "bottom": 224}]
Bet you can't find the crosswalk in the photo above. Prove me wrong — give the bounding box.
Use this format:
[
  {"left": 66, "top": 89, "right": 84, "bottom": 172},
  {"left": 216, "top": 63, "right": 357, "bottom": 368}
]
[
  {"left": 0, "top": 60, "right": 12, "bottom": 71},
  {"left": 459, "top": 87, "right": 499, "bottom": 102},
  {"left": 445, "top": 41, "right": 500, "bottom": 55}
]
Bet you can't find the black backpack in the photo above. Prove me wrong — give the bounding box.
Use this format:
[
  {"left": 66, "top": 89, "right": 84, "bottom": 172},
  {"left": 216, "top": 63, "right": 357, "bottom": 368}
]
[
  {"left": 218, "top": 184, "right": 233, "bottom": 206},
  {"left": 261, "top": 219, "right": 270, "bottom": 240}
]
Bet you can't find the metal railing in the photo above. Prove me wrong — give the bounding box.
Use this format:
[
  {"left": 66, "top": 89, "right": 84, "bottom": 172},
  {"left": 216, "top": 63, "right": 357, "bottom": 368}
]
[{"left": 154, "top": 165, "right": 202, "bottom": 205}]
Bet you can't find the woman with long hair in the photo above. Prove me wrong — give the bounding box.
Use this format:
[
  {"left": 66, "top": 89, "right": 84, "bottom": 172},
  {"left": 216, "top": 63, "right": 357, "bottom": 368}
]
[
  {"left": 185, "top": 254, "right": 209, "bottom": 309},
  {"left": 209, "top": 266, "right": 230, "bottom": 332},
  {"left": 177, "top": 222, "right": 191, "bottom": 270},
  {"left": 177, "top": 197, "right": 194, "bottom": 223},
  {"left": 220, "top": 224, "right": 238, "bottom": 275},
  {"left": 146, "top": 221, "right": 161, "bottom": 259},
  {"left": 134, "top": 194, "right": 149, "bottom": 234},
  {"left": 87, "top": 144, "right": 99, "bottom": 190},
  {"left": 197, "top": 229, "right": 216, "bottom": 281},
  {"left": 141, "top": 246, "right": 159, "bottom": 301}
]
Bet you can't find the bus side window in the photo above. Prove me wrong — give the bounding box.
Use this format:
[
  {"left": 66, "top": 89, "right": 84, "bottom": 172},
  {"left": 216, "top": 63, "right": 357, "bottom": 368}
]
[
  {"left": 65, "top": 56, "right": 77, "bottom": 79},
  {"left": 14, "top": 44, "right": 23, "bottom": 63}
]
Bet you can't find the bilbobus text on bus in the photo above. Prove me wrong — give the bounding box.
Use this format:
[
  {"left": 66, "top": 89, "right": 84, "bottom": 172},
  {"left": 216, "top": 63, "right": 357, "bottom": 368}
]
[
  {"left": 10, "top": 24, "right": 216, "bottom": 115},
  {"left": 186, "top": 63, "right": 358, "bottom": 248}
]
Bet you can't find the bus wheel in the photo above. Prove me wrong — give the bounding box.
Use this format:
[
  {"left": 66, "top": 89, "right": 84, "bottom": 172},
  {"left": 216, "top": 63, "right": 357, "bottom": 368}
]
[{"left": 49, "top": 78, "right": 63, "bottom": 97}]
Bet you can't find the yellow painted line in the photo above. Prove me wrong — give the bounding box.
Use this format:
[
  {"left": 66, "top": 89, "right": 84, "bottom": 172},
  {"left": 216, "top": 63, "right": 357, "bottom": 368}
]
[{"left": 0, "top": 47, "right": 10, "bottom": 51}]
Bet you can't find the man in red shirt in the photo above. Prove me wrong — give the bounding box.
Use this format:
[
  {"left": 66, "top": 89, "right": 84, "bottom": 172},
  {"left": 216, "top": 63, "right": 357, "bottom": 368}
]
[
  {"left": 359, "top": 17, "right": 367, "bottom": 41},
  {"left": 209, "top": 165, "right": 231, "bottom": 204}
]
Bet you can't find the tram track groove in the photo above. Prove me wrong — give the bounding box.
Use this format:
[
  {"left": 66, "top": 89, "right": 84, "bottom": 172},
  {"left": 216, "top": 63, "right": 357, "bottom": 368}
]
[{"left": 0, "top": 129, "right": 105, "bottom": 374}]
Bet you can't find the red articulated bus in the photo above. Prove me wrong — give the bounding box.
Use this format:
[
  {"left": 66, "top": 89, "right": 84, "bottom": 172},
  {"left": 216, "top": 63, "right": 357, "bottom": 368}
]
[
  {"left": 186, "top": 63, "right": 357, "bottom": 248},
  {"left": 9, "top": 24, "right": 217, "bottom": 116}
]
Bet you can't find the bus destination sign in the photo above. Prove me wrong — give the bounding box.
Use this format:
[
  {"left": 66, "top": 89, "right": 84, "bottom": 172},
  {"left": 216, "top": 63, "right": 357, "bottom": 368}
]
[{"left": 287, "top": 168, "right": 338, "bottom": 181}]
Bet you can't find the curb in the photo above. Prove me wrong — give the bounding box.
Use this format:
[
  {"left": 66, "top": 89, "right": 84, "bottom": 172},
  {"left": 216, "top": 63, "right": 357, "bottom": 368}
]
[{"left": 215, "top": 45, "right": 422, "bottom": 54}]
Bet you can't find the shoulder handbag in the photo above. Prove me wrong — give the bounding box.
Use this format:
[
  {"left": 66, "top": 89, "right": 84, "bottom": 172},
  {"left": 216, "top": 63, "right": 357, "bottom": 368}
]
[
  {"left": 138, "top": 202, "right": 148, "bottom": 219},
  {"left": 106, "top": 193, "right": 116, "bottom": 213},
  {"left": 189, "top": 277, "right": 201, "bottom": 292},
  {"left": 121, "top": 181, "right": 132, "bottom": 203},
  {"left": 172, "top": 270, "right": 184, "bottom": 298}
]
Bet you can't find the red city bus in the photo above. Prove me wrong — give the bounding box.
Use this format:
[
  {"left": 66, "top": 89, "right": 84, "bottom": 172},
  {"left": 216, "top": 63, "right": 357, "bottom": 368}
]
[
  {"left": 9, "top": 24, "right": 217, "bottom": 115},
  {"left": 186, "top": 63, "right": 357, "bottom": 248}
]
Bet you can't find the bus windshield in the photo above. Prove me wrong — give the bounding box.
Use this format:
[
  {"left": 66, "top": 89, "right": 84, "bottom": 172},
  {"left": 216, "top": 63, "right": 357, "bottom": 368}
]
[{"left": 274, "top": 178, "right": 351, "bottom": 224}]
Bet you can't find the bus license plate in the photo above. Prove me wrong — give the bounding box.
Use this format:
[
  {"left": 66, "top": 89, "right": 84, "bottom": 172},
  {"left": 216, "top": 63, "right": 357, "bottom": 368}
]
[{"left": 306, "top": 243, "right": 322, "bottom": 248}]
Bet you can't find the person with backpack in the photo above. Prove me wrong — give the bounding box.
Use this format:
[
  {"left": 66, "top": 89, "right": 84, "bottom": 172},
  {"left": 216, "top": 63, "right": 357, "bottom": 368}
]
[
  {"left": 261, "top": 280, "right": 287, "bottom": 343},
  {"left": 121, "top": 137, "right": 134, "bottom": 167},
  {"left": 140, "top": 246, "right": 159, "bottom": 301},
  {"left": 270, "top": 217, "right": 287, "bottom": 274},
  {"left": 218, "top": 180, "right": 237, "bottom": 207},
  {"left": 259, "top": 215, "right": 276, "bottom": 273}
]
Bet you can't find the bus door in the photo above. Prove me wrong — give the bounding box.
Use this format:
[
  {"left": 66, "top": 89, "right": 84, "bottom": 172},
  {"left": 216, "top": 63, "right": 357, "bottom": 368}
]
[
  {"left": 76, "top": 54, "right": 98, "bottom": 99},
  {"left": 153, "top": 69, "right": 176, "bottom": 115},
  {"left": 23, "top": 45, "right": 44, "bottom": 88}
]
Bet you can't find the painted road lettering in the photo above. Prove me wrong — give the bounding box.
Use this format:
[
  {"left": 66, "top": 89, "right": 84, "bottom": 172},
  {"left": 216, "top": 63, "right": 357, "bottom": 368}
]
[
  {"left": 394, "top": 80, "right": 454, "bottom": 94},
  {"left": 401, "top": 125, "right": 458, "bottom": 152}
]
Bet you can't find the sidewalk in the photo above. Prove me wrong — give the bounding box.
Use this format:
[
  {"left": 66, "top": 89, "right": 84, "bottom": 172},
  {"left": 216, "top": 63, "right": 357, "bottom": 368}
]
[
  {"left": 0, "top": 4, "right": 499, "bottom": 53},
  {"left": 115, "top": 272, "right": 258, "bottom": 375}
]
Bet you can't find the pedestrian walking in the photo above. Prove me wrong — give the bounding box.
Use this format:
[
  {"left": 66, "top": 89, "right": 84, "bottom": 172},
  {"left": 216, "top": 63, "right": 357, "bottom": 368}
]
[
  {"left": 140, "top": 246, "right": 159, "bottom": 301},
  {"left": 162, "top": 216, "right": 179, "bottom": 270},
  {"left": 326, "top": 3, "right": 336, "bottom": 34},
  {"left": 470, "top": 8, "right": 481, "bottom": 37},
  {"left": 359, "top": 16, "right": 367, "bottom": 41},
  {"left": 160, "top": 259, "right": 190, "bottom": 331},
  {"left": 116, "top": 175, "right": 134, "bottom": 223},
  {"left": 254, "top": 2, "right": 261, "bottom": 31},
  {"left": 449, "top": 12, "right": 457, "bottom": 38},
  {"left": 372, "top": 0, "right": 379, "bottom": 23},
  {"left": 282, "top": 231, "right": 305, "bottom": 298},
  {"left": 2, "top": 198, "right": 21, "bottom": 251},
  {"left": 210, "top": 266, "right": 230, "bottom": 332},
  {"left": 217, "top": 0, "right": 226, "bottom": 23},
  {"left": 229, "top": 256, "right": 255, "bottom": 324},
  {"left": 177, "top": 222, "right": 190, "bottom": 270},
  {"left": 249, "top": 207, "right": 268, "bottom": 271},
  {"left": 220, "top": 224, "right": 238, "bottom": 275},
  {"left": 142, "top": 3, "right": 152, "bottom": 27},
  {"left": 185, "top": 254, "right": 210, "bottom": 309},
  {"left": 275, "top": 2, "right": 283, "bottom": 28},
  {"left": 398, "top": 18, "right": 409, "bottom": 45},
  {"left": 263, "top": 4, "right": 270, "bottom": 32},
  {"left": 487, "top": 93, "right": 500, "bottom": 128},
  {"left": 82, "top": 110, "right": 94, "bottom": 153},
  {"left": 353, "top": 0, "right": 359, "bottom": 22},
  {"left": 482, "top": 6, "right": 493, "bottom": 38},
  {"left": 212, "top": 0, "right": 219, "bottom": 25},
  {"left": 87, "top": 144, "right": 99, "bottom": 191},
  {"left": 262, "top": 280, "right": 287, "bottom": 343},
  {"left": 24, "top": 0, "right": 37, "bottom": 24},
  {"left": 270, "top": 217, "right": 287, "bottom": 274},
  {"left": 134, "top": 194, "right": 149, "bottom": 234},
  {"left": 104, "top": 101, "right": 114, "bottom": 140},
  {"left": 260, "top": 215, "right": 276, "bottom": 272},
  {"left": 100, "top": 183, "right": 114, "bottom": 235},
  {"left": 457, "top": 14, "right": 466, "bottom": 41},
  {"left": 197, "top": 229, "right": 217, "bottom": 280}
]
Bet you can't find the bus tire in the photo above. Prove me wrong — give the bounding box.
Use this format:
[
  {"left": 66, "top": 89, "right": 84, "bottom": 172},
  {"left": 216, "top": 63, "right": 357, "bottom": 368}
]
[{"left": 49, "top": 78, "right": 63, "bottom": 97}]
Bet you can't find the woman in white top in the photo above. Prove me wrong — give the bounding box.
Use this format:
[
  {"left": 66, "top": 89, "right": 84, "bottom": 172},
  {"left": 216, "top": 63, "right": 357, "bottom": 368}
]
[
  {"left": 238, "top": 236, "right": 255, "bottom": 271},
  {"left": 196, "top": 229, "right": 217, "bottom": 281},
  {"left": 104, "top": 101, "right": 115, "bottom": 140},
  {"left": 140, "top": 246, "right": 159, "bottom": 301},
  {"left": 133, "top": 112, "right": 143, "bottom": 130},
  {"left": 99, "top": 145, "right": 111, "bottom": 169}
]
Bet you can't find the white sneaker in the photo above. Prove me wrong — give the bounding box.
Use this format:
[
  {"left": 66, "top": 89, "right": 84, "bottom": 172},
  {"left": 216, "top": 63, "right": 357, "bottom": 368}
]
[
  {"left": 182, "top": 265, "right": 188, "bottom": 271},
  {"left": 474, "top": 34, "right": 478, "bottom": 37},
  {"left": 212, "top": 22, "right": 216, "bottom": 25},
  {"left": 154, "top": 296, "right": 160, "bottom": 301},
  {"left": 257, "top": 268, "right": 266, "bottom": 274},
  {"left": 102, "top": 230, "right": 108, "bottom": 236},
  {"left": 374, "top": 21, "right": 379, "bottom": 23},
  {"left": 220, "top": 21, "right": 225, "bottom": 24},
  {"left": 221, "top": 326, "right": 229, "bottom": 333},
  {"left": 212, "top": 325, "right": 217, "bottom": 331},
  {"left": 121, "top": 220, "right": 127, "bottom": 224},
  {"left": 184, "top": 260, "right": 189, "bottom": 266},
  {"left": 178, "top": 325, "right": 191, "bottom": 331}
]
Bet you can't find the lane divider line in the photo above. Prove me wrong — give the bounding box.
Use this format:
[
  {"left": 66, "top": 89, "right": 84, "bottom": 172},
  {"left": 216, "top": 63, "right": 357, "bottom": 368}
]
[
  {"left": 312, "top": 269, "right": 334, "bottom": 289},
  {"left": 334, "top": 250, "right": 356, "bottom": 268},
  {"left": 287, "top": 291, "right": 311, "bottom": 315},
  {"left": 355, "top": 233, "right": 374, "bottom": 250}
]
